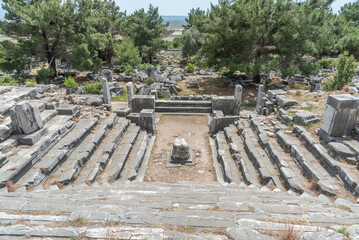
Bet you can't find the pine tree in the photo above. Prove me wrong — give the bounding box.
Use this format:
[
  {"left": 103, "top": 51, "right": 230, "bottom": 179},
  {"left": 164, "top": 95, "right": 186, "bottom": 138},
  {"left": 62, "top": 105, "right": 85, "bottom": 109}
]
[{"left": 123, "top": 5, "right": 172, "bottom": 63}]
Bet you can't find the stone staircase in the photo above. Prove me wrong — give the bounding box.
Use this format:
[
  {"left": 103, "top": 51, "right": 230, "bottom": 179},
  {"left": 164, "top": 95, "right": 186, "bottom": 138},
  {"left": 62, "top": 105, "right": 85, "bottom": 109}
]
[
  {"left": 0, "top": 112, "right": 153, "bottom": 191},
  {"left": 0, "top": 181, "right": 357, "bottom": 239},
  {"left": 155, "top": 100, "right": 212, "bottom": 113}
]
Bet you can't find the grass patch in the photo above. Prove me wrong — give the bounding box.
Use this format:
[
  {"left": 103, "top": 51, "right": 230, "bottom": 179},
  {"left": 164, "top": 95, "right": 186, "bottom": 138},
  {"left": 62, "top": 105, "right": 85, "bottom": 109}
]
[
  {"left": 158, "top": 97, "right": 171, "bottom": 100},
  {"left": 335, "top": 227, "right": 350, "bottom": 238},
  {"left": 304, "top": 104, "right": 315, "bottom": 112},
  {"left": 111, "top": 92, "right": 127, "bottom": 102},
  {"left": 214, "top": 78, "right": 228, "bottom": 88},
  {"left": 242, "top": 103, "right": 257, "bottom": 108}
]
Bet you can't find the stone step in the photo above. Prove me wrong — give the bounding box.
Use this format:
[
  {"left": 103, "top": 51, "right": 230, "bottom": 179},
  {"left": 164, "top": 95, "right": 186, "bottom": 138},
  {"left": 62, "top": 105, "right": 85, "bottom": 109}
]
[
  {"left": 209, "top": 137, "right": 225, "bottom": 184},
  {"left": 277, "top": 131, "right": 341, "bottom": 196},
  {"left": 99, "top": 123, "right": 140, "bottom": 183},
  {"left": 155, "top": 100, "right": 212, "bottom": 108},
  {"left": 0, "top": 87, "right": 38, "bottom": 116},
  {"left": 240, "top": 120, "right": 285, "bottom": 190},
  {"left": 248, "top": 117, "right": 305, "bottom": 193},
  {"left": 46, "top": 115, "right": 117, "bottom": 185},
  {"left": 18, "top": 118, "right": 99, "bottom": 188},
  {"left": 73, "top": 118, "right": 130, "bottom": 185},
  {"left": 40, "top": 109, "right": 58, "bottom": 125},
  {"left": 293, "top": 125, "right": 359, "bottom": 197},
  {"left": 135, "top": 135, "right": 156, "bottom": 182},
  {"left": 0, "top": 115, "right": 74, "bottom": 189},
  {"left": 225, "top": 125, "right": 261, "bottom": 186},
  {"left": 118, "top": 131, "right": 148, "bottom": 181},
  {"left": 215, "top": 132, "right": 242, "bottom": 184},
  {"left": 155, "top": 106, "right": 212, "bottom": 113},
  {"left": 1, "top": 181, "right": 358, "bottom": 229}
]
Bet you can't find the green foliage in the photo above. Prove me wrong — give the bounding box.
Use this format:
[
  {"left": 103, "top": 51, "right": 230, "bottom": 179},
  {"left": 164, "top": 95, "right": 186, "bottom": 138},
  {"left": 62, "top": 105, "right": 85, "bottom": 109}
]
[
  {"left": 144, "top": 77, "right": 153, "bottom": 86},
  {"left": 323, "top": 52, "right": 356, "bottom": 91},
  {"left": 83, "top": 82, "right": 102, "bottom": 95},
  {"left": 318, "top": 58, "right": 338, "bottom": 69},
  {"left": 114, "top": 37, "right": 141, "bottom": 73},
  {"left": 139, "top": 63, "right": 151, "bottom": 71},
  {"left": 189, "top": 0, "right": 334, "bottom": 78},
  {"left": 335, "top": 227, "right": 350, "bottom": 238},
  {"left": 123, "top": 5, "right": 172, "bottom": 62},
  {"left": 298, "top": 60, "right": 320, "bottom": 77},
  {"left": 0, "top": 76, "right": 18, "bottom": 86},
  {"left": 181, "top": 27, "right": 205, "bottom": 58},
  {"left": 186, "top": 63, "right": 196, "bottom": 73},
  {"left": 0, "top": 40, "right": 28, "bottom": 73},
  {"left": 35, "top": 68, "right": 54, "bottom": 84},
  {"left": 71, "top": 44, "right": 102, "bottom": 72},
  {"left": 64, "top": 76, "right": 78, "bottom": 89},
  {"left": 111, "top": 92, "right": 127, "bottom": 102},
  {"left": 1, "top": 0, "right": 124, "bottom": 74},
  {"left": 124, "top": 65, "right": 134, "bottom": 76},
  {"left": 340, "top": 1, "right": 359, "bottom": 23},
  {"left": 24, "top": 79, "right": 35, "bottom": 87},
  {"left": 172, "top": 37, "right": 182, "bottom": 49}
]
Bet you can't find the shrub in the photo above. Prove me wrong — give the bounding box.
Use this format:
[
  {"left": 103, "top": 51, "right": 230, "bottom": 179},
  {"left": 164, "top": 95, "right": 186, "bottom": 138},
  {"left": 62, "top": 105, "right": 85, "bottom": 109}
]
[
  {"left": 64, "top": 76, "right": 78, "bottom": 89},
  {"left": 323, "top": 52, "right": 356, "bottom": 91},
  {"left": 83, "top": 82, "right": 102, "bottom": 94},
  {"left": 186, "top": 62, "right": 196, "bottom": 73},
  {"left": 124, "top": 64, "right": 134, "bottom": 76},
  {"left": 144, "top": 77, "right": 153, "bottom": 86},
  {"left": 160, "top": 65, "right": 166, "bottom": 71},
  {"left": 0, "top": 76, "right": 18, "bottom": 86},
  {"left": 114, "top": 37, "right": 141, "bottom": 73},
  {"left": 35, "top": 68, "right": 54, "bottom": 84},
  {"left": 318, "top": 57, "right": 337, "bottom": 69},
  {"left": 139, "top": 63, "right": 151, "bottom": 71},
  {"left": 24, "top": 78, "right": 35, "bottom": 87}
]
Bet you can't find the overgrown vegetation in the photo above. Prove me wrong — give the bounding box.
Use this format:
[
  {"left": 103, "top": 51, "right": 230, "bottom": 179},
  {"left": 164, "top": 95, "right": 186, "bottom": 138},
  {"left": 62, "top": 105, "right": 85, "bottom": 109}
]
[
  {"left": 0, "top": 76, "right": 18, "bottom": 86},
  {"left": 64, "top": 76, "right": 78, "bottom": 89},
  {"left": 323, "top": 52, "right": 356, "bottom": 91},
  {"left": 83, "top": 82, "right": 102, "bottom": 95},
  {"left": 35, "top": 69, "right": 54, "bottom": 84},
  {"left": 114, "top": 37, "right": 141, "bottom": 74},
  {"left": 186, "top": 62, "right": 196, "bottom": 73},
  {"left": 335, "top": 227, "right": 350, "bottom": 238}
]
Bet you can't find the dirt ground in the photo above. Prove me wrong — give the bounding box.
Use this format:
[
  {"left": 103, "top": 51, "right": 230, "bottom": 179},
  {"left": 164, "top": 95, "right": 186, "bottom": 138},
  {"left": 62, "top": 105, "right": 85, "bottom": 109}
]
[
  {"left": 177, "top": 76, "right": 258, "bottom": 102},
  {"left": 144, "top": 115, "right": 217, "bottom": 183}
]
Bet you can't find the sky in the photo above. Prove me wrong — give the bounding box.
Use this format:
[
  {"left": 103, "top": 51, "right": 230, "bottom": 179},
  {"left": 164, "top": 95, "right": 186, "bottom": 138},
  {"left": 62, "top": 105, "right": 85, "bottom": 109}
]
[{"left": 0, "top": 0, "right": 356, "bottom": 17}]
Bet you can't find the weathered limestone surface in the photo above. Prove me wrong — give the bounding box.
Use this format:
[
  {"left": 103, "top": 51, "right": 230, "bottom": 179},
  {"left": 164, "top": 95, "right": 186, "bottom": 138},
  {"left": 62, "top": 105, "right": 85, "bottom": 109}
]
[
  {"left": 256, "top": 85, "right": 265, "bottom": 114},
  {"left": 321, "top": 94, "right": 359, "bottom": 137},
  {"left": 127, "top": 82, "right": 134, "bottom": 110},
  {"left": 171, "top": 138, "right": 190, "bottom": 162},
  {"left": 131, "top": 95, "right": 155, "bottom": 113},
  {"left": 212, "top": 96, "right": 236, "bottom": 116},
  {"left": 10, "top": 102, "right": 43, "bottom": 135}
]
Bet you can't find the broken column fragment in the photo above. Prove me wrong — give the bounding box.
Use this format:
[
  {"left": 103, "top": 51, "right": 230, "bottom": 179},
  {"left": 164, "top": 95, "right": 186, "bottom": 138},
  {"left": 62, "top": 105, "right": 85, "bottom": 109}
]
[
  {"left": 167, "top": 138, "right": 195, "bottom": 167},
  {"left": 320, "top": 94, "right": 359, "bottom": 138},
  {"left": 10, "top": 102, "right": 43, "bottom": 135},
  {"left": 101, "top": 77, "right": 112, "bottom": 110}
]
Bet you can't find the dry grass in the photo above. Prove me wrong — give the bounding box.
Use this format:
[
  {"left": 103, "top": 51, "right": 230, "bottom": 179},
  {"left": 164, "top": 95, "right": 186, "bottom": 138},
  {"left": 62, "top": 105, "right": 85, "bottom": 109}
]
[
  {"left": 207, "top": 205, "right": 255, "bottom": 213},
  {"left": 338, "top": 205, "right": 351, "bottom": 212},
  {"left": 7, "top": 151, "right": 19, "bottom": 158},
  {"left": 309, "top": 177, "right": 319, "bottom": 192},
  {"left": 5, "top": 180, "right": 19, "bottom": 192},
  {"left": 262, "top": 218, "right": 311, "bottom": 226},
  {"left": 263, "top": 225, "right": 300, "bottom": 240}
]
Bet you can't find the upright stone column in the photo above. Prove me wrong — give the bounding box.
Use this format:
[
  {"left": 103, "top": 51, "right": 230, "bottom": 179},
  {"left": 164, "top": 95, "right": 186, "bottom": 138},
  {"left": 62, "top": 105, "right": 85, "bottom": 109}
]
[
  {"left": 320, "top": 94, "right": 359, "bottom": 137},
  {"left": 234, "top": 85, "right": 243, "bottom": 115},
  {"left": 10, "top": 102, "right": 43, "bottom": 134},
  {"left": 140, "top": 109, "right": 155, "bottom": 133},
  {"left": 127, "top": 82, "right": 134, "bottom": 110},
  {"left": 101, "top": 77, "right": 111, "bottom": 110},
  {"left": 256, "top": 85, "right": 265, "bottom": 114}
]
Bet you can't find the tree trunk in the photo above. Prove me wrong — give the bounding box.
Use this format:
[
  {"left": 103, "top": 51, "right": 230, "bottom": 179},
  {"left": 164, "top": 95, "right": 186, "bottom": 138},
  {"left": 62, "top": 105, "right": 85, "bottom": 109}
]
[
  {"left": 253, "top": 74, "right": 261, "bottom": 84},
  {"left": 47, "top": 52, "right": 57, "bottom": 78},
  {"left": 149, "top": 53, "right": 153, "bottom": 64}
]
